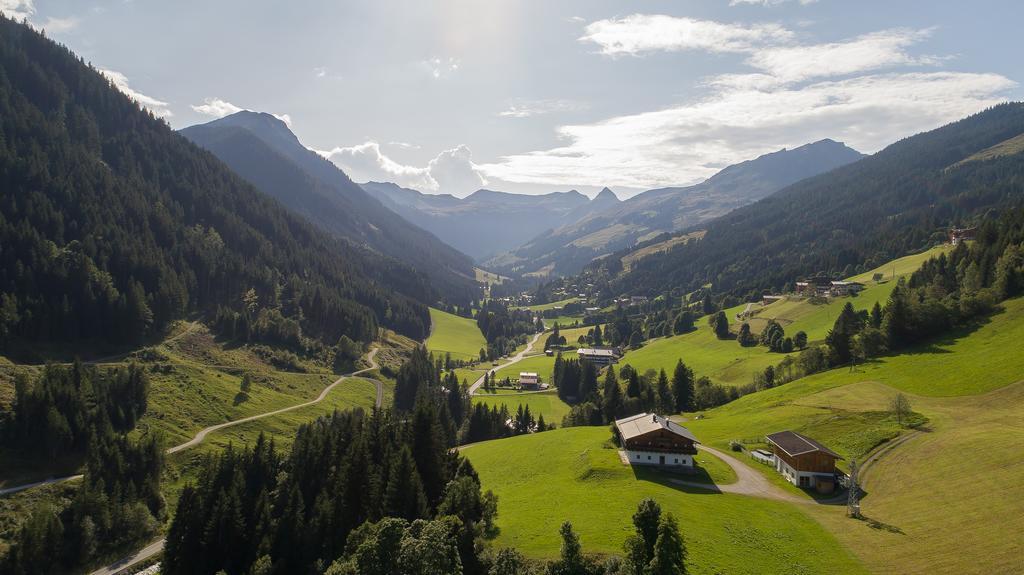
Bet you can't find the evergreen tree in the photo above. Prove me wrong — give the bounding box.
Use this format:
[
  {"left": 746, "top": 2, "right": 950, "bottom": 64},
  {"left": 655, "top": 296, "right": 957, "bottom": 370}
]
[
  {"left": 601, "top": 367, "right": 622, "bottom": 423},
  {"left": 670, "top": 361, "right": 695, "bottom": 413},
  {"left": 383, "top": 447, "right": 430, "bottom": 521},
  {"left": 826, "top": 302, "right": 862, "bottom": 364},
  {"left": 655, "top": 370, "right": 673, "bottom": 414},
  {"left": 646, "top": 513, "right": 687, "bottom": 575}
]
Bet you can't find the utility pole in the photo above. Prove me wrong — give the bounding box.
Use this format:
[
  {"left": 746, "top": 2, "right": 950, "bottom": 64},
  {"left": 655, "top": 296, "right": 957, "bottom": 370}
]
[{"left": 847, "top": 459, "right": 861, "bottom": 519}]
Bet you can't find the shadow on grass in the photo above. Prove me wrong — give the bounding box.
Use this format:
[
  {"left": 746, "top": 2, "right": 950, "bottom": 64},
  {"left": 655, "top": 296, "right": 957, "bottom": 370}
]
[
  {"left": 630, "top": 464, "right": 722, "bottom": 495},
  {"left": 233, "top": 392, "right": 249, "bottom": 406},
  {"left": 856, "top": 514, "right": 906, "bottom": 535}
]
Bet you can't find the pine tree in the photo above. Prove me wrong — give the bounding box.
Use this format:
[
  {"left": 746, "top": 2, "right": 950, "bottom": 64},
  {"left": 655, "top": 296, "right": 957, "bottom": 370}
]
[
  {"left": 671, "top": 361, "right": 694, "bottom": 413},
  {"left": 383, "top": 447, "right": 429, "bottom": 521},
  {"left": 655, "top": 370, "right": 673, "bottom": 414},
  {"left": 646, "top": 513, "right": 687, "bottom": 575},
  {"left": 601, "top": 367, "right": 622, "bottom": 423}
]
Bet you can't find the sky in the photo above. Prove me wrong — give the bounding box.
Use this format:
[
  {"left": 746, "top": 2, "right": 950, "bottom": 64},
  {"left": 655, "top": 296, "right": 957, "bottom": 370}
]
[{"left": 3, "top": 0, "right": 1022, "bottom": 198}]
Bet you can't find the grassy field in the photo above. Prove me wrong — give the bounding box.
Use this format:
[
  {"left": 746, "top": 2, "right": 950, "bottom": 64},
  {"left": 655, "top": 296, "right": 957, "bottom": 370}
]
[
  {"left": 465, "top": 427, "right": 867, "bottom": 574},
  {"left": 618, "top": 246, "right": 953, "bottom": 387},
  {"left": 491, "top": 353, "right": 557, "bottom": 383},
  {"left": 471, "top": 389, "right": 572, "bottom": 426},
  {"left": 520, "top": 297, "right": 580, "bottom": 312},
  {"left": 426, "top": 307, "right": 487, "bottom": 362}
]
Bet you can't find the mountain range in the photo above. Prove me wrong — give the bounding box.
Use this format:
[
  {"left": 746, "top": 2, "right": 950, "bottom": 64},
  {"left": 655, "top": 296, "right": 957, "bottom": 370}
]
[
  {"left": 360, "top": 182, "right": 622, "bottom": 261},
  {"left": 485, "top": 139, "right": 865, "bottom": 277},
  {"left": 180, "top": 112, "right": 479, "bottom": 305}
]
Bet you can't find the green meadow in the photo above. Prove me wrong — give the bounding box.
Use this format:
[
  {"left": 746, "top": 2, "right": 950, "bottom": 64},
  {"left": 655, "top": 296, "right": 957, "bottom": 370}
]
[
  {"left": 465, "top": 427, "right": 867, "bottom": 575},
  {"left": 426, "top": 307, "right": 487, "bottom": 361},
  {"left": 471, "top": 389, "right": 572, "bottom": 426}
]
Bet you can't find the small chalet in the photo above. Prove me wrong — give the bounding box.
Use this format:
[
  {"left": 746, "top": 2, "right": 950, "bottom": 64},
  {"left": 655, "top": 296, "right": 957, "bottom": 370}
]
[
  {"left": 615, "top": 413, "right": 700, "bottom": 468},
  {"left": 765, "top": 430, "right": 843, "bottom": 493},
  {"left": 795, "top": 277, "right": 832, "bottom": 297},
  {"left": 519, "top": 372, "right": 540, "bottom": 390},
  {"left": 829, "top": 281, "right": 865, "bottom": 297},
  {"left": 950, "top": 227, "right": 977, "bottom": 246},
  {"left": 576, "top": 347, "right": 620, "bottom": 366}
]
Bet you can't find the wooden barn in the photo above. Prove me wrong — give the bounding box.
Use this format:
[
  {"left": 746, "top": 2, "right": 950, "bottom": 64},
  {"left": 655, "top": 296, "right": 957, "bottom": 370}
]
[{"left": 766, "top": 430, "right": 843, "bottom": 493}]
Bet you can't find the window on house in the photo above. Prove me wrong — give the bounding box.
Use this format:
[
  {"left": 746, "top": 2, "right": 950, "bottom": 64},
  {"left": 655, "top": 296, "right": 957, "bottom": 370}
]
[{"left": 647, "top": 455, "right": 651, "bottom": 460}]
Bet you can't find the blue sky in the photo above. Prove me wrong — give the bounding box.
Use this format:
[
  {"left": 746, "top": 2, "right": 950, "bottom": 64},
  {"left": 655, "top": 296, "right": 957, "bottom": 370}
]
[{"left": 4, "top": 0, "right": 1022, "bottom": 197}]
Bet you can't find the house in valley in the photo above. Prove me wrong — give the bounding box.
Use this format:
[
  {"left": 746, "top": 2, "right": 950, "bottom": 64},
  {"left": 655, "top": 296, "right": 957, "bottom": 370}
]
[
  {"left": 615, "top": 413, "right": 700, "bottom": 468},
  {"left": 829, "top": 281, "right": 865, "bottom": 297},
  {"left": 765, "top": 430, "right": 843, "bottom": 493},
  {"left": 795, "top": 277, "right": 832, "bottom": 297},
  {"left": 518, "top": 372, "right": 540, "bottom": 390},
  {"left": 576, "top": 347, "right": 620, "bottom": 366},
  {"left": 950, "top": 227, "right": 977, "bottom": 245}
]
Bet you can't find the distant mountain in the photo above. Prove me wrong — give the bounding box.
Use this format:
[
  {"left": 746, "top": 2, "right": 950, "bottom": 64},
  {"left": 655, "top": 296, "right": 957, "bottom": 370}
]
[
  {"left": 360, "top": 183, "right": 620, "bottom": 260},
  {"left": 0, "top": 16, "right": 431, "bottom": 346},
  {"left": 487, "top": 139, "right": 865, "bottom": 277},
  {"left": 181, "top": 112, "right": 479, "bottom": 306},
  {"left": 599, "top": 103, "right": 1024, "bottom": 302}
]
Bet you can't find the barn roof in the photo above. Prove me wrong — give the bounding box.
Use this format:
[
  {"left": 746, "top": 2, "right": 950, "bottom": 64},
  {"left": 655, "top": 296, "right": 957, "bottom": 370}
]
[
  {"left": 765, "top": 430, "right": 843, "bottom": 460},
  {"left": 614, "top": 413, "right": 700, "bottom": 444}
]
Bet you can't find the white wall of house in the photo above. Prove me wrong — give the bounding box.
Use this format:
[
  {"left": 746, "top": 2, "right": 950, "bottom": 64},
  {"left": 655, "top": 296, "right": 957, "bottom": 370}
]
[
  {"left": 774, "top": 457, "right": 833, "bottom": 487},
  {"left": 625, "top": 450, "right": 693, "bottom": 467}
]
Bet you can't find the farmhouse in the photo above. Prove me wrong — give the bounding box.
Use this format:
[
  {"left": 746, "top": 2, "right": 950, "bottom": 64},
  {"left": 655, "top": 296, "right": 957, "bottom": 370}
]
[
  {"left": 795, "top": 277, "right": 832, "bottom": 296},
  {"left": 576, "top": 347, "right": 620, "bottom": 366},
  {"left": 615, "top": 413, "right": 700, "bottom": 468},
  {"left": 950, "top": 227, "right": 977, "bottom": 245},
  {"left": 829, "top": 281, "right": 865, "bottom": 297},
  {"left": 519, "top": 372, "right": 540, "bottom": 390},
  {"left": 765, "top": 430, "right": 843, "bottom": 493}
]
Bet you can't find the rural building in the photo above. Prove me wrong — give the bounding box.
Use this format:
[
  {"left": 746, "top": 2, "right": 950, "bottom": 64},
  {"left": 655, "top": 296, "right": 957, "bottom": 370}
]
[
  {"left": 950, "top": 227, "right": 977, "bottom": 245},
  {"left": 795, "top": 277, "right": 832, "bottom": 296},
  {"left": 765, "top": 430, "right": 843, "bottom": 493},
  {"left": 829, "top": 281, "right": 865, "bottom": 297},
  {"left": 576, "top": 347, "right": 620, "bottom": 366},
  {"left": 519, "top": 372, "right": 540, "bottom": 390},
  {"left": 762, "top": 294, "right": 785, "bottom": 306},
  {"left": 615, "top": 413, "right": 700, "bottom": 468}
]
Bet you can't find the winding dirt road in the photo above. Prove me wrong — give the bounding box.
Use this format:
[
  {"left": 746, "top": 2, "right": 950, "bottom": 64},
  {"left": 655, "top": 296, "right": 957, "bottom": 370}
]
[{"left": 2, "top": 348, "right": 383, "bottom": 492}]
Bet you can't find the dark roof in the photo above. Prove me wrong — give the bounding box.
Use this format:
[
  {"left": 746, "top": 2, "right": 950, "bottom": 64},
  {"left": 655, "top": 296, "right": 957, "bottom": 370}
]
[
  {"left": 615, "top": 413, "right": 700, "bottom": 444},
  {"left": 765, "top": 430, "right": 843, "bottom": 460}
]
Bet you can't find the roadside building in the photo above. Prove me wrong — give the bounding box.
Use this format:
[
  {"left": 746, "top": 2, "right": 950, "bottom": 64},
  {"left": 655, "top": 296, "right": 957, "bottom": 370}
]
[
  {"left": 519, "top": 372, "right": 540, "bottom": 390},
  {"left": 765, "top": 430, "right": 843, "bottom": 493},
  {"left": 575, "top": 347, "right": 620, "bottom": 366},
  {"left": 615, "top": 413, "right": 700, "bottom": 468}
]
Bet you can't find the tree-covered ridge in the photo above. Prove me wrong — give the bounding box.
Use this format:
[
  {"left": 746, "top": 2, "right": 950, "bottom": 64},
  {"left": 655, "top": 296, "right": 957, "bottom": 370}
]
[
  {"left": 0, "top": 15, "right": 430, "bottom": 350},
  {"left": 596, "top": 103, "right": 1024, "bottom": 305}
]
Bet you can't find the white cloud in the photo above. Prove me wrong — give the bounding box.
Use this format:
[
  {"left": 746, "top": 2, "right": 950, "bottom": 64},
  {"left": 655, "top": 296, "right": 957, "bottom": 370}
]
[
  {"left": 39, "top": 15, "right": 77, "bottom": 33},
  {"left": 478, "top": 72, "right": 1015, "bottom": 189},
  {"left": 313, "top": 66, "right": 327, "bottom": 78},
  {"left": 581, "top": 14, "right": 794, "bottom": 55},
  {"left": 191, "top": 98, "right": 292, "bottom": 127},
  {"left": 100, "top": 69, "right": 173, "bottom": 118},
  {"left": 499, "top": 99, "right": 588, "bottom": 118},
  {"left": 0, "top": 0, "right": 34, "bottom": 21},
  {"left": 191, "top": 97, "right": 243, "bottom": 117},
  {"left": 747, "top": 28, "right": 942, "bottom": 83},
  {"left": 317, "top": 142, "right": 486, "bottom": 196}
]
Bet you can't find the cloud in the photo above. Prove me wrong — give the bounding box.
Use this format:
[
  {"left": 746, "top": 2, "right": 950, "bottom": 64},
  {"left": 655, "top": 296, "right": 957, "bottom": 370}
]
[
  {"left": 191, "top": 97, "right": 243, "bottom": 117},
  {"left": 580, "top": 14, "right": 794, "bottom": 55},
  {"left": 478, "top": 71, "right": 1015, "bottom": 189},
  {"left": 316, "top": 142, "right": 486, "bottom": 196},
  {"left": 0, "top": 0, "right": 34, "bottom": 21},
  {"left": 100, "top": 69, "right": 173, "bottom": 118},
  {"left": 39, "top": 15, "right": 77, "bottom": 32},
  {"left": 313, "top": 66, "right": 327, "bottom": 78},
  {"left": 191, "top": 98, "right": 292, "bottom": 127},
  {"left": 499, "top": 99, "right": 588, "bottom": 118}
]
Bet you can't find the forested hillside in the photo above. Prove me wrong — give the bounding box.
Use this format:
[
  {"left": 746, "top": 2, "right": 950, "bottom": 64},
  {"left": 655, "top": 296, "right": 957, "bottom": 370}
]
[
  {"left": 490, "top": 139, "right": 863, "bottom": 278},
  {"left": 0, "top": 16, "right": 431, "bottom": 352},
  {"left": 598, "top": 104, "right": 1024, "bottom": 303},
  {"left": 181, "top": 112, "right": 479, "bottom": 306}
]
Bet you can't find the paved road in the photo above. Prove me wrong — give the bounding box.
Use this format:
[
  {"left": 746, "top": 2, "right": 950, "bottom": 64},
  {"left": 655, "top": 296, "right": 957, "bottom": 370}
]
[
  {"left": 467, "top": 331, "right": 544, "bottom": 395},
  {"left": 2, "top": 348, "right": 382, "bottom": 490},
  {"left": 668, "top": 444, "right": 806, "bottom": 503}
]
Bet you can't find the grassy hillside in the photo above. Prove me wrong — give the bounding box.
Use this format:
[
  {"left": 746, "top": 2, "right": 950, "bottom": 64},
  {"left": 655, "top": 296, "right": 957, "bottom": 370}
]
[
  {"left": 618, "top": 247, "right": 950, "bottom": 386},
  {"left": 465, "top": 427, "right": 866, "bottom": 574},
  {"left": 471, "top": 390, "right": 572, "bottom": 425},
  {"left": 426, "top": 307, "right": 487, "bottom": 361},
  {"left": 678, "top": 295, "right": 1024, "bottom": 574}
]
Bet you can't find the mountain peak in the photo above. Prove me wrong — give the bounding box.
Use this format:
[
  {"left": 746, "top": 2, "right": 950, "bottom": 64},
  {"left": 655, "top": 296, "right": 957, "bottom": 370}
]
[{"left": 594, "top": 187, "right": 619, "bottom": 202}]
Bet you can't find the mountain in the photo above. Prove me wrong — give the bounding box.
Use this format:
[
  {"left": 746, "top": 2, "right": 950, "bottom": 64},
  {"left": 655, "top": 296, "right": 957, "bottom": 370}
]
[
  {"left": 487, "top": 139, "right": 865, "bottom": 277},
  {"left": 360, "top": 182, "right": 619, "bottom": 261},
  {"left": 596, "top": 103, "right": 1024, "bottom": 302},
  {"left": 0, "top": 15, "right": 431, "bottom": 349},
  {"left": 180, "top": 112, "right": 478, "bottom": 306}
]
